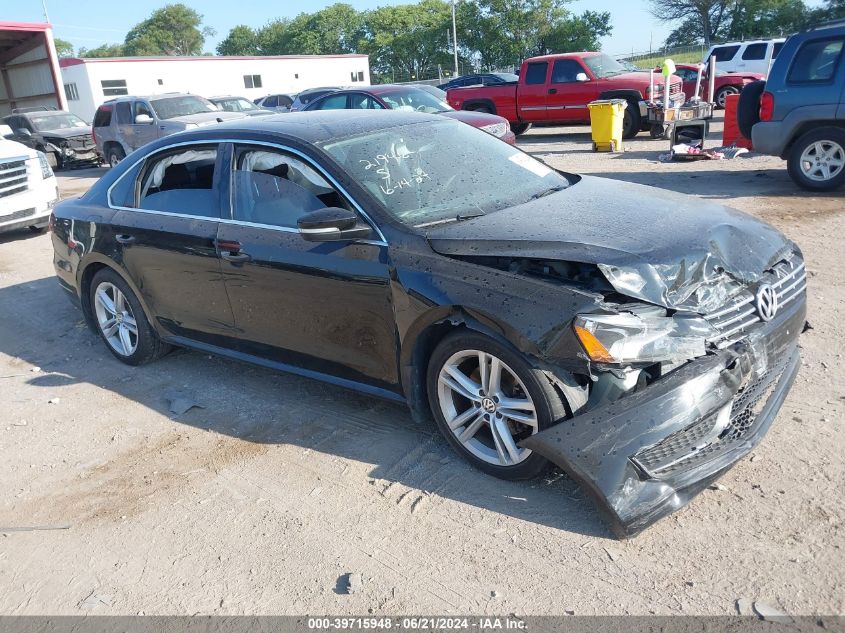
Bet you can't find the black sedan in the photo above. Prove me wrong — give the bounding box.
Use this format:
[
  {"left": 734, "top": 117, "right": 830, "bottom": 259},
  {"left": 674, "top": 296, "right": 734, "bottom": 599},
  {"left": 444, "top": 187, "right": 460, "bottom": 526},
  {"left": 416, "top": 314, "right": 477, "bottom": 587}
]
[{"left": 51, "top": 111, "right": 807, "bottom": 537}]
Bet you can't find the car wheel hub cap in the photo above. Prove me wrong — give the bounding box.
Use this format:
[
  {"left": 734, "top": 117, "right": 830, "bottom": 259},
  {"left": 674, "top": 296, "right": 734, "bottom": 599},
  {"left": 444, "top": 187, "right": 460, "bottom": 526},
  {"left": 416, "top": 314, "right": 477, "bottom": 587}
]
[
  {"left": 436, "top": 349, "right": 538, "bottom": 467},
  {"left": 800, "top": 141, "right": 844, "bottom": 182},
  {"left": 93, "top": 282, "right": 138, "bottom": 357}
]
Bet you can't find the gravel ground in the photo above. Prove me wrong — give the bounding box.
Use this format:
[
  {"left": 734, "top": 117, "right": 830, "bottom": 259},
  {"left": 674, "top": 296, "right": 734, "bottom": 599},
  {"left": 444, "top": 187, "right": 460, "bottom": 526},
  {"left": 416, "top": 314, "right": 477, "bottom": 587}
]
[{"left": 0, "top": 115, "right": 842, "bottom": 616}]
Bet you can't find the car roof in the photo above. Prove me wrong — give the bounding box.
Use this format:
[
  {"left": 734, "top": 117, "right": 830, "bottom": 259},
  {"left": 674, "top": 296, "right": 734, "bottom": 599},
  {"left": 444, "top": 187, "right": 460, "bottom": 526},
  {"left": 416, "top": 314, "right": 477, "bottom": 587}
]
[
  {"left": 168, "top": 110, "right": 445, "bottom": 145},
  {"left": 710, "top": 38, "right": 786, "bottom": 47}
]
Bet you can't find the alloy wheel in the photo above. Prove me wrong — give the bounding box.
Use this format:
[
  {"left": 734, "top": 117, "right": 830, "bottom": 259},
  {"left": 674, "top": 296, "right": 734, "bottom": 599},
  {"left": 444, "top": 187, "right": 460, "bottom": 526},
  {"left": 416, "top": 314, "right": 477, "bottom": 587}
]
[
  {"left": 436, "top": 349, "right": 538, "bottom": 467},
  {"left": 93, "top": 282, "right": 139, "bottom": 357},
  {"left": 109, "top": 152, "right": 121, "bottom": 168},
  {"left": 799, "top": 140, "right": 845, "bottom": 182}
]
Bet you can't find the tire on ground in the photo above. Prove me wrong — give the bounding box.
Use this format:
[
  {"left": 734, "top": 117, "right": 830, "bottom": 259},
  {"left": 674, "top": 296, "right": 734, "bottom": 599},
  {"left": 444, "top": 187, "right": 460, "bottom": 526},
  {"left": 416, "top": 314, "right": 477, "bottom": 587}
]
[
  {"left": 786, "top": 126, "right": 845, "bottom": 192},
  {"left": 622, "top": 100, "right": 641, "bottom": 140},
  {"left": 715, "top": 85, "right": 739, "bottom": 109},
  {"left": 89, "top": 267, "right": 171, "bottom": 366},
  {"left": 426, "top": 329, "right": 585, "bottom": 481},
  {"left": 511, "top": 122, "right": 531, "bottom": 136},
  {"left": 737, "top": 79, "right": 766, "bottom": 139},
  {"left": 106, "top": 145, "right": 126, "bottom": 168}
]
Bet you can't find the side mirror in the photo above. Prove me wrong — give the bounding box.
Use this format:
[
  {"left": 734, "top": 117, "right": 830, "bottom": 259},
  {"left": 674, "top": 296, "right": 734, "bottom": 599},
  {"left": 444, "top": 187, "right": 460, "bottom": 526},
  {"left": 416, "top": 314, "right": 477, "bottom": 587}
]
[
  {"left": 575, "top": 73, "right": 589, "bottom": 82},
  {"left": 0, "top": 124, "right": 13, "bottom": 138},
  {"left": 135, "top": 114, "right": 153, "bottom": 124},
  {"left": 16, "top": 128, "right": 32, "bottom": 137},
  {"left": 297, "top": 207, "right": 372, "bottom": 242}
]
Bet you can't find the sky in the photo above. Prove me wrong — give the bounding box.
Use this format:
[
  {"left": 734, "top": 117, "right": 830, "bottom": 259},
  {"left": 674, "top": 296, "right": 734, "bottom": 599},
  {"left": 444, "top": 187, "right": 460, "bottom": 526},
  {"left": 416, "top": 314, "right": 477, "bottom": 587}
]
[{"left": 6, "top": 0, "right": 680, "bottom": 58}]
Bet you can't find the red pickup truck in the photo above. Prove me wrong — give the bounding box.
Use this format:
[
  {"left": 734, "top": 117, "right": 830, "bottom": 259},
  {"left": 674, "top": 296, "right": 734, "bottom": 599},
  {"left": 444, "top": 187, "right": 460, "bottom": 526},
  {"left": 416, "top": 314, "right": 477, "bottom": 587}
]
[{"left": 446, "top": 52, "right": 684, "bottom": 139}]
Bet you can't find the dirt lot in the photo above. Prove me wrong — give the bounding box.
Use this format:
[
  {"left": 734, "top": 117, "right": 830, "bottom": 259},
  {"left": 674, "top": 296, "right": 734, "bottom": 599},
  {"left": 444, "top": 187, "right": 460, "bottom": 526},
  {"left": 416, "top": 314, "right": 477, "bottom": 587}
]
[{"left": 0, "top": 115, "right": 842, "bottom": 616}]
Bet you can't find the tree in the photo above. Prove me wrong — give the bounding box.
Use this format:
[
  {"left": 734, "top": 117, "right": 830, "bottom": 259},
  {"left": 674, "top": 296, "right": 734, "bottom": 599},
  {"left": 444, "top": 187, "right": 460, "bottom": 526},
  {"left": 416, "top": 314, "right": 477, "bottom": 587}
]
[
  {"left": 650, "top": 0, "right": 732, "bottom": 46},
  {"left": 53, "top": 38, "right": 74, "bottom": 58},
  {"left": 78, "top": 43, "right": 126, "bottom": 58},
  {"left": 123, "top": 3, "right": 213, "bottom": 56},
  {"left": 217, "top": 25, "right": 259, "bottom": 55},
  {"left": 726, "top": 0, "right": 811, "bottom": 39},
  {"left": 543, "top": 11, "right": 612, "bottom": 54}
]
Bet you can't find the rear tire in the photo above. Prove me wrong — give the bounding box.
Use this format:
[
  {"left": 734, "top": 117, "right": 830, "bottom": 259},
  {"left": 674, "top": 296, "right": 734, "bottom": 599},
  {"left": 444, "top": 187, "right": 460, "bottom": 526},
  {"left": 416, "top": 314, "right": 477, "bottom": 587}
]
[
  {"left": 737, "top": 80, "right": 765, "bottom": 139},
  {"left": 622, "top": 100, "right": 641, "bottom": 140},
  {"left": 426, "top": 330, "right": 585, "bottom": 480},
  {"left": 106, "top": 145, "right": 125, "bottom": 168},
  {"left": 787, "top": 127, "right": 845, "bottom": 192},
  {"left": 89, "top": 268, "right": 171, "bottom": 365}
]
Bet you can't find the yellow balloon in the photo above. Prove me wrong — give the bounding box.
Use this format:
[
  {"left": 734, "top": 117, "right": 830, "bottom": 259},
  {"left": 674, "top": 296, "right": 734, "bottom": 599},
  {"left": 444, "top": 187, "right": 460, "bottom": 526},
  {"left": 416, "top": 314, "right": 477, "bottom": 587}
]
[{"left": 662, "top": 59, "right": 676, "bottom": 77}]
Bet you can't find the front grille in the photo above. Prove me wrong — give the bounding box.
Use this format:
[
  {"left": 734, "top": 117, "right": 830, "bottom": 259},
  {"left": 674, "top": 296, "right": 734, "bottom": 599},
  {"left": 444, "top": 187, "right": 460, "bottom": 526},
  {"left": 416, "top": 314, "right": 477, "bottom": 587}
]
[
  {"left": 705, "top": 256, "right": 806, "bottom": 347},
  {"left": 0, "top": 207, "right": 35, "bottom": 223},
  {"left": 65, "top": 134, "right": 96, "bottom": 150},
  {"left": 0, "top": 158, "right": 29, "bottom": 199},
  {"left": 632, "top": 347, "right": 794, "bottom": 478}
]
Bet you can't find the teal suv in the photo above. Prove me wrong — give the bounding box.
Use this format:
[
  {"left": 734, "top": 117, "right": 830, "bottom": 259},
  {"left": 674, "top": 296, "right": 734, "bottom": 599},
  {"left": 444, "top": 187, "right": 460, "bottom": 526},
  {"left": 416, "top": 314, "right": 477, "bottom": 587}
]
[{"left": 739, "top": 19, "right": 845, "bottom": 191}]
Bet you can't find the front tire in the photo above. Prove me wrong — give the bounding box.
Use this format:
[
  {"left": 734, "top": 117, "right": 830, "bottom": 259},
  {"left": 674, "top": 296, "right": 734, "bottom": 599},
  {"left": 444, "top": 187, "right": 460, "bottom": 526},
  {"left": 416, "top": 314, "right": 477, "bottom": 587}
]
[
  {"left": 426, "top": 331, "right": 583, "bottom": 480},
  {"left": 714, "top": 85, "right": 739, "bottom": 109},
  {"left": 89, "top": 268, "right": 171, "bottom": 365},
  {"left": 622, "top": 100, "right": 641, "bottom": 140},
  {"left": 787, "top": 127, "right": 845, "bottom": 192},
  {"left": 510, "top": 122, "right": 531, "bottom": 136}
]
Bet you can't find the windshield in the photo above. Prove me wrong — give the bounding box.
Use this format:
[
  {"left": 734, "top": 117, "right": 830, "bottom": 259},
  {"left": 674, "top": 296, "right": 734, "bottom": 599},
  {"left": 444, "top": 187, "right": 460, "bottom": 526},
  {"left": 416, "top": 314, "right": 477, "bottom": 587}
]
[
  {"left": 583, "top": 54, "right": 627, "bottom": 78},
  {"left": 378, "top": 88, "right": 452, "bottom": 113},
  {"left": 214, "top": 98, "right": 261, "bottom": 112},
  {"left": 318, "top": 120, "right": 571, "bottom": 228},
  {"left": 150, "top": 95, "right": 218, "bottom": 120},
  {"left": 30, "top": 113, "right": 88, "bottom": 131}
]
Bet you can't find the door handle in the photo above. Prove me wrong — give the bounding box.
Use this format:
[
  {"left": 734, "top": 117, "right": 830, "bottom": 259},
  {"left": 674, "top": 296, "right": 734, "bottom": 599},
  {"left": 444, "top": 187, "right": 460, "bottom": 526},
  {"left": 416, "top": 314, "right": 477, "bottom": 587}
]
[
  {"left": 115, "top": 234, "right": 136, "bottom": 244},
  {"left": 548, "top": 88, "right": 557, "bottom": 94},
  {"left": 216, "top": 239, "right": 252, "bottom": 263},
  {"left": 220, "top": 251, "right": 252, "bottom": 263}
]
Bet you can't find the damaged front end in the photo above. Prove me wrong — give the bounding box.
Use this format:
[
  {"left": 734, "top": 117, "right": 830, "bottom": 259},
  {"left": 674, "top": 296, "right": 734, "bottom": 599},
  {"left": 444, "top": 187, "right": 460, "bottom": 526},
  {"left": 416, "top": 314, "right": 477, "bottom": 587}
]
[
  {"left": 521, "top": 255, "right": 807, "bottom": 538},
  {"left": 43, "top": 133, "right": 101, "bottom": 168}
]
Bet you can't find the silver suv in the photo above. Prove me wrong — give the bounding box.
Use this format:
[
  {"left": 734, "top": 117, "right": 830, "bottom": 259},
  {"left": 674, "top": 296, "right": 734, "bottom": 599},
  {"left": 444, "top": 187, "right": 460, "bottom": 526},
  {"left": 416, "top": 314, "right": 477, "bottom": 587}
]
[{"left": 92, "top": 93, "right": 246, "bottom": 167}]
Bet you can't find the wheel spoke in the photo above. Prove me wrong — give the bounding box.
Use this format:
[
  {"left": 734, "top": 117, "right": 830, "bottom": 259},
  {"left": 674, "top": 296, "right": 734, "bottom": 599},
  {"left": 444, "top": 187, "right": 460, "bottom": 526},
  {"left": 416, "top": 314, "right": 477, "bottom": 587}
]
[
  {"left": 497, "top": 395, "right": 535, "bottom": 413},
  {"left": 442, "top": 365, "right": 482, "bottom": 401},
  {"left": 114, "top": 289, "right": 126, "bottom": 313},
  {"left": 489, "top": 420, "right": 509, "bottom": 464},
  {"left": 122, "top": 314, "right": 138, "bottom": 334},
  {"left": 118, "top": 325, "right": 133, "bottom": 356},
  {"left": 101, "top": 318, "right": 118, "bottom": 338},
  {"left": 96, "top": 288, "right": 116, "bottom": 315},
  {"left": 448, "top": 405, "right": 479, "bottom": 431},
  {"left": 458, "top": 415, "right": 485, "bottom": 443},
  {"left": 493, "top": 417, "right": 521, "bottom": 463},
  {"left": 487, "top": 356, "right": 502, "bottom": 396}
]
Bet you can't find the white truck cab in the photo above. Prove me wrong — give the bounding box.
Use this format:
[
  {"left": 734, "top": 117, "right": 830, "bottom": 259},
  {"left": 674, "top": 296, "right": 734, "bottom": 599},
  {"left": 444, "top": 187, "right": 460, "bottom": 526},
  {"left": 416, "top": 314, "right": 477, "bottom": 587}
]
[{"left": 0, "top": 124, "right": 59, "bottom": 234}]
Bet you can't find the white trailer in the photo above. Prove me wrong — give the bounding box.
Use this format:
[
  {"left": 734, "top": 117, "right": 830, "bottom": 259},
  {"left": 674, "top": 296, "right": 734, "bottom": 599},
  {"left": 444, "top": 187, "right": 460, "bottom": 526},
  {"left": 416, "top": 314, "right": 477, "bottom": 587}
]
[
  {"left": 0, "top": 21, "right": 67, "bottom": 117},
  {"left": 59, "top": 54, "right": 371, "bottom": 121}
]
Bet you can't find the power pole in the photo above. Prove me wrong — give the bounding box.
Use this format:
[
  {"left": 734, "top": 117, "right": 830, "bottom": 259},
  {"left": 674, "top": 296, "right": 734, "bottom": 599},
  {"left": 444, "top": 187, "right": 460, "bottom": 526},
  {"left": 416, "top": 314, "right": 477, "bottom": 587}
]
[{"left": 451, "top": 0, "right": 459, "bottom": 77}]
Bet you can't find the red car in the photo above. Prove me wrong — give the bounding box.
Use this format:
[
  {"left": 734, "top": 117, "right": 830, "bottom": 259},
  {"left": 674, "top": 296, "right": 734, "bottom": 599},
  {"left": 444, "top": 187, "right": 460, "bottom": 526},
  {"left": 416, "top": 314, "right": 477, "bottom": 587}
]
[
  {"left": 302, "top": 85, "right": 516, "bottom": 144},
  {"left": 668, "top": 63, "right": 764, "bottom": 108}
]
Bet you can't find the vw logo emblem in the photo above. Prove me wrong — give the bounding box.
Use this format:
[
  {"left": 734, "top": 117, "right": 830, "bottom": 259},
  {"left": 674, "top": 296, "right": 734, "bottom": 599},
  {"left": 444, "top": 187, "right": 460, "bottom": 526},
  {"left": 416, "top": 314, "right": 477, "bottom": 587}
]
[
  {"left": 481, "top": 397, "right": 496, "bottom": 414},
  {"left": 755, "top": 283, "right": 778, "bottom": 321}
]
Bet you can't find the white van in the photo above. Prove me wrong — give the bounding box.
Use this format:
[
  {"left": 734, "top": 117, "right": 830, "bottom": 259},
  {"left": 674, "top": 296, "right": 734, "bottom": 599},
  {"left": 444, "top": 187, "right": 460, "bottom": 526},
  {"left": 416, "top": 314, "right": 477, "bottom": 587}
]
[
  {"left": 0, "top": 125, "right": 59, "bottom": 234},
  {"left": 703, "top": 38, "right": 787, "bottom": 75}
]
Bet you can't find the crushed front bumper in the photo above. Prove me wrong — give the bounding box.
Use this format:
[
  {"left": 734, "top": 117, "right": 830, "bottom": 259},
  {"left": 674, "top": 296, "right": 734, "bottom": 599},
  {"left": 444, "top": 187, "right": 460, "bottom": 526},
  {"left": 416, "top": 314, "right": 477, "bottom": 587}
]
[{"left": 521, "top": 295, "right": 805, "bottom": 538}]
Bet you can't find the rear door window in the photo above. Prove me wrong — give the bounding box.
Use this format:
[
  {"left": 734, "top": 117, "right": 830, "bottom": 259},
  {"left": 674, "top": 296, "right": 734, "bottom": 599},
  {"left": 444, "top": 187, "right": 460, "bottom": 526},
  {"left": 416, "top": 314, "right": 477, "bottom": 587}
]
[
  {"left": 524, "top": 62, "right": 548, "bottom": 85},
  {"left": 742, "top": 43, "right": 768, "bottom": 60},
  {"left": 787, "top": 37, "right": 845, "bottom": 83},
  {"left": 263, "top": 95, "right": 278, "bottom": 108},
  {"left": 115, "top": 102, "right": 132, "bottom": 125},
  {"left": 710, "top": 45, "right": 740, "bottom": 61},
  {"left": 138, "top": 145, "right": 219, "bottom": 217},
  {"left": 772, "top": 42, "right": 784, "bottom": 58},
  {"left": 315, "top": 94, "right": 349, "bottom": 110}
]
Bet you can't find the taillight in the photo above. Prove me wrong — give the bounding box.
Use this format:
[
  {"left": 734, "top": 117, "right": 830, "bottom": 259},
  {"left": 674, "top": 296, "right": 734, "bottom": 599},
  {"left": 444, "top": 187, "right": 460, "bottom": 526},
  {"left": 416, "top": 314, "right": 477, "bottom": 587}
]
[
  {"left": 760, "top": 91, "right": 775, "bottom": 122},
  {"left": 91, "top": 126, "right": 97, "bottom": 145}
]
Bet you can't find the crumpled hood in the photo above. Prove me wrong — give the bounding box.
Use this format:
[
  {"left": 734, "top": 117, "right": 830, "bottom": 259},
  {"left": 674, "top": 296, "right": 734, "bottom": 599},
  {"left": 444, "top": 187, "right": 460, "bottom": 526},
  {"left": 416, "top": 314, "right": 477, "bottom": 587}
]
[
  {"left": 40, "top": 127, "right": 93, "bottom": 140},
  {"left": 426, "top": 175, "right": 794, "bottom": 313}
]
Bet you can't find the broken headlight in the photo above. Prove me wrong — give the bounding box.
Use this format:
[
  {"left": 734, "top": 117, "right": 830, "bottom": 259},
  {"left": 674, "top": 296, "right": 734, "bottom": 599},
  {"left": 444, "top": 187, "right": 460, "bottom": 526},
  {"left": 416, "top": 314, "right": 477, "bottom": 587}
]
[
  {"left": 481, "top": 122, "right": 509, "bottom": 138},
  {"left": 573, "top": 312, "right": 716, "bottom": 364}
]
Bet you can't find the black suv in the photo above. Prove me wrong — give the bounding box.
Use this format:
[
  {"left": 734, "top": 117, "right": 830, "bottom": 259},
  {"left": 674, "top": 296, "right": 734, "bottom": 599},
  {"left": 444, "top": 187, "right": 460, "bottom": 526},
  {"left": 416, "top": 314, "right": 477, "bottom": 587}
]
[
  {"left": 2, "top": 108, "right": 100, "bottom": 170},
  {"left": 739, "top": 19, "right": 845, "bottom": 191}
]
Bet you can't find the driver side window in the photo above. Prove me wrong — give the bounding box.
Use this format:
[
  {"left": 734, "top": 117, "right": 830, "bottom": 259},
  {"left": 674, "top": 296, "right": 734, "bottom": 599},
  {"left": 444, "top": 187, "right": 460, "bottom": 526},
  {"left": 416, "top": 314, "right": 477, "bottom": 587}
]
[
  {"left": 134, "top": 101, "right": 153, "bottom": 119},
  {"left": 232, "top": 147, "right": 352, "bottom": 229}
]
